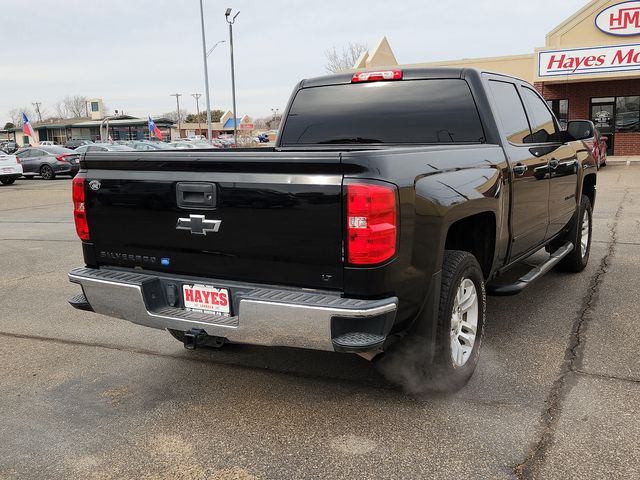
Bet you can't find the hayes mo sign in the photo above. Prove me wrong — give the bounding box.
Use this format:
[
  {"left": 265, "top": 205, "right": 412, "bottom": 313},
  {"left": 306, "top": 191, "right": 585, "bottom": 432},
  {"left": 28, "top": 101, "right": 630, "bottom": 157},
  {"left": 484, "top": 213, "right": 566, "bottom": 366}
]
[
  {"left": 595, "top": 1, "right": 640, "bottom": 36},
  {"left": 539, "top": 43, "right": 640, "bottom": 77}
]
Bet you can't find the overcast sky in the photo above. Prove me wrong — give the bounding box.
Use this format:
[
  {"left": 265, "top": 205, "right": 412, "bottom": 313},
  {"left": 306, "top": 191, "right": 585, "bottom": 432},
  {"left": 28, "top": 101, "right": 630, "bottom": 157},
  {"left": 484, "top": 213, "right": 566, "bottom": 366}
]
[{"left": 1, "top": 0, "right": 589, "bottom": 124}]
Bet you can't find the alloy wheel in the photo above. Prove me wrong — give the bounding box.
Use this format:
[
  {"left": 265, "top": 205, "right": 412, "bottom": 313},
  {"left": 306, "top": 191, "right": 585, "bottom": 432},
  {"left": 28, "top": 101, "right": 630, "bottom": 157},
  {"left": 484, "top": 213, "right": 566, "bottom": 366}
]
[{"left": 450, "top": 278, "right": 479, "bottom": 367}]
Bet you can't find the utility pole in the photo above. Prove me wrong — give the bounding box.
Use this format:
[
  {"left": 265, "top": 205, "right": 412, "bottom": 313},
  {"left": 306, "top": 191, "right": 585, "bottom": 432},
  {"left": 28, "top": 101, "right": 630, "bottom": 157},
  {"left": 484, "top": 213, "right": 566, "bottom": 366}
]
[
  {"left": 32, "top": 102, "right": 42, "bottom": 122},
  {"left": 170, "top": 93, "right": 182, "bottom": 137},
  {"left": 191, "top": 93, "right": 202, "bottom": 137},
  {"left": 225, "top": 8, "right": 240, "bottom": 146}
]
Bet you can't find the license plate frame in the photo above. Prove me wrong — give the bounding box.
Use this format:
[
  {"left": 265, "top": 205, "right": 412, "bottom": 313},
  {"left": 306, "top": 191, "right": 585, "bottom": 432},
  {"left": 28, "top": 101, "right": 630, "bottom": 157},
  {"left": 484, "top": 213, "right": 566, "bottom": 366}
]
[{"left": 182, "top": 284, "right": 231, "bottom": 316}]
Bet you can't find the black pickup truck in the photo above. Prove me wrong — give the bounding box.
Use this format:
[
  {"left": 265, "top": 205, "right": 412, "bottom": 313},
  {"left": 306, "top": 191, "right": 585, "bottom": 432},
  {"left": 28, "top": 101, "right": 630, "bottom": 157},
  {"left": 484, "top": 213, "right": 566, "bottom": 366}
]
[{"left": 68, "top": 68, "right": 597, "bottom": 392}]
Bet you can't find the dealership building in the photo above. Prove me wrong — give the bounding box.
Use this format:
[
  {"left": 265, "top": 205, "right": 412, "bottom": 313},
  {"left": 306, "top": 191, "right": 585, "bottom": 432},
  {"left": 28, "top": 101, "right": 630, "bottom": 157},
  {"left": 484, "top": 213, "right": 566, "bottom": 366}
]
[{"left": 356, "top": 0, "right": 640, "bottom": 155}]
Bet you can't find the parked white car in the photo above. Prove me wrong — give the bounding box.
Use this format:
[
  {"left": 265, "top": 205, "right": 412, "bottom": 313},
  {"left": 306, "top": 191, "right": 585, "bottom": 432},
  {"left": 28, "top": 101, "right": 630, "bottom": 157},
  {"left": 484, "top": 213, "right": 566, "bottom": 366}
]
[{"left": 0, "top": 153, "right": 23, "bottom": 185}]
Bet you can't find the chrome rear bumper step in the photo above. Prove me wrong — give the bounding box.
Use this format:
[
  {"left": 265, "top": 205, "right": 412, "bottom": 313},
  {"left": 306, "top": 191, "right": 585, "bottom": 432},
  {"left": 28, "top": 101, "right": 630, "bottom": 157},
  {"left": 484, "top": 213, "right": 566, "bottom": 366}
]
[{"left": 68, "top": 266, "right": 397, "bottom": 352}]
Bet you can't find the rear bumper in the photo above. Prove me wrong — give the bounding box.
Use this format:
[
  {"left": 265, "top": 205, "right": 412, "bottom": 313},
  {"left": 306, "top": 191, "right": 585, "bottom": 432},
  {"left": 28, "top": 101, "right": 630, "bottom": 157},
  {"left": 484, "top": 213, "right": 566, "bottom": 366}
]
[
  {"left": 54, "top": 163, "right": 79, "bottom": 174},
  {"left": 68, "top": 266, "right": 397, "bottom": 352},
  {"left": 0, "top": 164, "right": 22, "bottom": 177}
]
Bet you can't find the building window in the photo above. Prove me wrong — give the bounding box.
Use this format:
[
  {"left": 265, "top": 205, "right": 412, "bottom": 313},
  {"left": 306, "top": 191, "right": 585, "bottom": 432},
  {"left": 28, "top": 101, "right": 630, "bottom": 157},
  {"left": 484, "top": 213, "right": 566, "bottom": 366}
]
[
  {"left": 91, "top": 102, "right": 99, "bottom": 112},
  {"left": 615, "top": 96, "right": 640, "bottom": 132},
  {"left": 546, "top": 99, "right": 568, "bottom": 130}
]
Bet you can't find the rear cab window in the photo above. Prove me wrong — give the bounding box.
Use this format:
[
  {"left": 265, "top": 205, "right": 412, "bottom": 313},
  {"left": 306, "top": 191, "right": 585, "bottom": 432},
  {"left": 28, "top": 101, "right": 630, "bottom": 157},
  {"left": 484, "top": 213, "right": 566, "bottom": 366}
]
[
  {"left": 280, "top": 79, "right": 486, "bottom": 146},
  {"left": 487, "top": 80, "right": 532, "bottom": 144}
]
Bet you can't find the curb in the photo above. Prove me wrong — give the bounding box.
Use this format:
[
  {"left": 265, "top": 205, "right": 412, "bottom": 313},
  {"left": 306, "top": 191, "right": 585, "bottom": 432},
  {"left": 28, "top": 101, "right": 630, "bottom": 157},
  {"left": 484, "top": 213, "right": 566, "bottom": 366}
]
[{"left": 606, "top": 160, "right": 640, "bottom": 165}]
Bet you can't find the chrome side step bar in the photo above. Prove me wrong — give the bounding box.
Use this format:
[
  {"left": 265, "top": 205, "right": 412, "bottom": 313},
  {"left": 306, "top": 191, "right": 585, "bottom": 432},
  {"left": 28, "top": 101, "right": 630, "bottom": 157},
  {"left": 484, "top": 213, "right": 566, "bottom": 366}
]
[{"left": 487, "top": 242, "right": 574, "bottom": 296}]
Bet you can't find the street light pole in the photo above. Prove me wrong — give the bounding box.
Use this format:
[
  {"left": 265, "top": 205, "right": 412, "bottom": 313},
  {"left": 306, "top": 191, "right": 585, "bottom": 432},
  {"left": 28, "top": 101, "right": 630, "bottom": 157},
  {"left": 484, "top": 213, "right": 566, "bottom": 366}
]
[
  {"left": 198, "top": 0, "right": 214, "bottom": 142},
  {"left": 225, "top": 8, "right": 240, "bottom": 147},
  {"left": 170, "top": 93, "right": 182, "bottom": 138},
  {"left": 191, "top": 93, "right": 202, "bottom": 136}
]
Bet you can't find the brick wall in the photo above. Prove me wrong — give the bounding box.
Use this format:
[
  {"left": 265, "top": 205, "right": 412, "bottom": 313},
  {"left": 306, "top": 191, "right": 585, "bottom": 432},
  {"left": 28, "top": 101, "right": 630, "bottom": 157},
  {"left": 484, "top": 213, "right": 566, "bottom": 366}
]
[{"left": 534, "top": 79, "right": 640, "bottom": 155}]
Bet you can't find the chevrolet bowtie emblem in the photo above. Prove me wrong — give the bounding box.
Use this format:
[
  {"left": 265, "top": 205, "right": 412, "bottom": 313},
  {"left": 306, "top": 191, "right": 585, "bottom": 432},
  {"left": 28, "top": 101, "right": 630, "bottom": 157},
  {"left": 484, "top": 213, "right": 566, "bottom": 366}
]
[{"left": 176, "top": 215, "right": 222, "bottom": 235}]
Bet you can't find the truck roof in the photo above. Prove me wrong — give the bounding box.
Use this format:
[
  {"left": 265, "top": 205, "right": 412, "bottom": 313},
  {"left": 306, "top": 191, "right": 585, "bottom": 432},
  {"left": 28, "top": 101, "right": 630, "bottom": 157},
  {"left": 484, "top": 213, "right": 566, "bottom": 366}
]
[{"left": 299, "top": 67, "right": 526, "bottom": 89}]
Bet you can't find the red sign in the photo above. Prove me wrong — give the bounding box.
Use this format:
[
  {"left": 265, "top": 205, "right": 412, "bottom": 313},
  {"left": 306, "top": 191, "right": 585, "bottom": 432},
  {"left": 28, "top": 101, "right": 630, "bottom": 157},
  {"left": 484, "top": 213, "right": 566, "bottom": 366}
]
[
  {"left": 239, "top": 123, "right": 254, "bottom": 130},
  {"left": 539, "top": 44, "right": 640, "bottom": 77},
  {"left": 596, "top": 1, "right": 640, "bottom": 36}
]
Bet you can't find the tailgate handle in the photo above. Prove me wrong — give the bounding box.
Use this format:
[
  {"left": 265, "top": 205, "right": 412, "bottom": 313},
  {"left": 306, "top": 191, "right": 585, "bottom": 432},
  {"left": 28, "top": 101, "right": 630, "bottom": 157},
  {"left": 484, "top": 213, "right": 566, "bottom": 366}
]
[{"left": 176, "top": 182, "right": 216, "bottom": 209}]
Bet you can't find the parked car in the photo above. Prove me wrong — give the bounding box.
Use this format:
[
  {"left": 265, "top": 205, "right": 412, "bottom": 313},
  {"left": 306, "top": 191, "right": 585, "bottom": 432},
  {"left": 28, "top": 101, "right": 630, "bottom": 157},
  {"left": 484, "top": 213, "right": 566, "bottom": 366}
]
[
  {"left": 74, "top": 143, "right": 135, "bottom": 154},
  {"left": 15, "top": 146, "right": 80, "bottom": 180},
  {"left": 64, "top": 139, "right": 93, "bottom": 150},
  {"left": 1, "top": 141, "right": 19, "bottom": 154},
  {"left": 568, "top": 120, "right": 607, "bottom": 169},
  {"left": 169, "top": 141, "right": 216, "bottom": 149},
  {"left": 68, "top": 67, "right": 597, "bottom": 392},
  {"left": 0, "top": 152, "right": 22, "bottom": 185},
  {"left": 128, "top": 141, "right": 174, "bottom": 151}
]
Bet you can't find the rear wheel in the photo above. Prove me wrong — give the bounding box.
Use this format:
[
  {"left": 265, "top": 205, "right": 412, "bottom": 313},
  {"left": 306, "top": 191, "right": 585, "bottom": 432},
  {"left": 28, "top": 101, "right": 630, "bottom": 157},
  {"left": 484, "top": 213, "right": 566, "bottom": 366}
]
[
  {"left": 0, "top": 178, "right": 16, "bottom": 185},
  {"left": 377, "top": 250, "right": 486, "bottom": 393},
  {"left": 555, "top": 194, "right": 592, "bottom": 273},
  {"left": 40, "top": 164, "right": 55, "bottom": 180}
]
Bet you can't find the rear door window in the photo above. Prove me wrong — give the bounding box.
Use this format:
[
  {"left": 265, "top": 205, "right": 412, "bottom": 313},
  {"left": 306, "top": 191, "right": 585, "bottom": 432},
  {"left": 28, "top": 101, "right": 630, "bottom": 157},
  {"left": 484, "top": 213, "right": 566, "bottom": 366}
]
[
  {"left": 280, "top": 79, "right": 485, "bottom": 145},
  {"left": 520, "top": 87, "right": 558, "bottom": 143},
  {"left": 488, "top": 80, "right": 532, "bottom": 144}
]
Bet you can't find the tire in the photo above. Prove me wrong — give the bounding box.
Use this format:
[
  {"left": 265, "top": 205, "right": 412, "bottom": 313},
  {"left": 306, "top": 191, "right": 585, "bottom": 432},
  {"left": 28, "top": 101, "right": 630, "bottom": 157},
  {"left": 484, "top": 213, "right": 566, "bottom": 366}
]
[
  {"left": 40, "top": 164, "right": 55, "bottom": 180},
  {"left": 377, "top": 250, "right": 486, "bottom": 393},
  {"left": 168, "top": 329, "right": 226, "bottom": 348},
  {"left": 1, "top": 178, "right": 16, "bottom": 185},
  {"left": 556, "top": 194, "right": 592, "bottom": 273}
]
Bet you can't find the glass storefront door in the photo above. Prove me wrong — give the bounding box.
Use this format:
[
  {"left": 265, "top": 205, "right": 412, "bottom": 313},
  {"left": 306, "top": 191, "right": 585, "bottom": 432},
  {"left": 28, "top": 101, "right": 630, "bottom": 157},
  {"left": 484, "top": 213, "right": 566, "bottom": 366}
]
[{"left": 591, "top": 98, "right": 614, "bottom": 156}]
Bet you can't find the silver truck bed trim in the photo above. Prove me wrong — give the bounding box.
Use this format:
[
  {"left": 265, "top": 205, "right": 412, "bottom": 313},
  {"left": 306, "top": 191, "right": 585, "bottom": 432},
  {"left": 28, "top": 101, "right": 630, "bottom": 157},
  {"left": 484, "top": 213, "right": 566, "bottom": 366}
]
[{"left": 68, "top": 267, "right": 397, "bottom": 352}]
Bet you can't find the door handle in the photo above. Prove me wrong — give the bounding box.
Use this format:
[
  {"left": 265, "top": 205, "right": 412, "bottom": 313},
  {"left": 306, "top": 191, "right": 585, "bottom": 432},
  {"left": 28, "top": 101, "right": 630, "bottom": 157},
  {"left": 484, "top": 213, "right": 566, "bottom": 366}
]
[
  {"left": 513, "top": 163, "right": 528, "bottom": 176},
  {"left": 176, "top": 182, "right": 216, "bottom": 209},
  {"left": 549, "top": 158, "right": 559, "bottom": 169}
]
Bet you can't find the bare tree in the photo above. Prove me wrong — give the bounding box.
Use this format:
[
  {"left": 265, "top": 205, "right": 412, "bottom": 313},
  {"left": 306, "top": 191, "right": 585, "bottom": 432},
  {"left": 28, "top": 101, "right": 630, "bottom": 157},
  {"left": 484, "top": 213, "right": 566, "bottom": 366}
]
[
  {"left": 325, "top": 42, "right": 368, "bottom": 73},
  {"left": 159, "top": 110, "right": 190, "bottom": 123},
  {"left": 8, "top": 107, "right": 34, "bottom": 126},
  {"left": 53, "top": 95, "right": 89, "bottom": 118},
  {"left": 66, "top": 95, "right": 90, "bottom": 118},
  {"left": 54, "top": 101, "right": 70, "bottom": 119},
  {"left": 254, "top": 114, "right": 283, "bottom": 130}
]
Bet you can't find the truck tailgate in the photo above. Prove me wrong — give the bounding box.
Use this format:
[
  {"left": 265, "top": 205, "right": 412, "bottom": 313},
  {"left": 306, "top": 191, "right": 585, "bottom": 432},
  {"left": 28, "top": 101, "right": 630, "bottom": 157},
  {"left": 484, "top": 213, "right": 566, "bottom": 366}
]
[{"left": 82, "top": 150, "right": 344, "bottom": 290}]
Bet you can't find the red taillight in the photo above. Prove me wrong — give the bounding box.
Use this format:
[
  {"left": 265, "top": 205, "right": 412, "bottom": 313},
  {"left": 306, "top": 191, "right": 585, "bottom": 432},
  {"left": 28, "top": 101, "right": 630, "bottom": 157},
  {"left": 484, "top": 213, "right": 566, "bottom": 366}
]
[
  {"left": 347, "top": 183, "right": 397, "bottom": 265},
  {"left": 351, "top": 70, "right": 402, "bottom": 83},
  {"left": 15, "top": 156, "right": 20, "bottom": 164},
  {"left": 56, "top": 154, "right": 69, "bottom": 162},
  {"left": 72, "top": 176, "right": 90, "bottom": 241}
]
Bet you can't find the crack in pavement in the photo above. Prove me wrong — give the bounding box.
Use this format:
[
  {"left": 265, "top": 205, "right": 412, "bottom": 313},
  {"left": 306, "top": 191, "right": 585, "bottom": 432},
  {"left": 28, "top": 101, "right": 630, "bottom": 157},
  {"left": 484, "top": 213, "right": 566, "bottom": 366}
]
[{"left": 512, "top": 189, "right": 628, "bottom": 480}]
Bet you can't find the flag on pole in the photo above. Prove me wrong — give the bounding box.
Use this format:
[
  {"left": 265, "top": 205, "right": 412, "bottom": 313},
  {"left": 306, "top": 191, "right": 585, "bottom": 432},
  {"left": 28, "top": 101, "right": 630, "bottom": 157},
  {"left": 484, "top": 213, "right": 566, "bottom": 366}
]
[
  {"left": 22, "top": 113, "right": 35, "bottom": 138},
  {"left": 148, "top": 116, "right": 163, "bottom": 140}
]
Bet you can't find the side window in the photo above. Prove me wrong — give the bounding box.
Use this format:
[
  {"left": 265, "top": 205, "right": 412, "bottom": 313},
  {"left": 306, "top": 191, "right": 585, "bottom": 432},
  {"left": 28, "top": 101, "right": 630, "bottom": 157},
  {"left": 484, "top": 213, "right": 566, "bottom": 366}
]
[
  {"left": 521, "top": 87, "right": 558, "bottom": 143},
  {"left": 17, "top": 150, "right": 31, "bottom": 158},
  {"left": 488, "top": 80, "right": 531, "bottom": 144}
]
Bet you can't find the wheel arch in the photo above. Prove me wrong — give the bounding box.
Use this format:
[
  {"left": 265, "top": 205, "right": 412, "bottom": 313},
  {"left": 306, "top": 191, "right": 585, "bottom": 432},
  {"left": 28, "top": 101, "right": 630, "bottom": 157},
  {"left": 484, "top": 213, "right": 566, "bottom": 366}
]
[{"left": 443, "top": 211, "right": 497, "bottom": 279}]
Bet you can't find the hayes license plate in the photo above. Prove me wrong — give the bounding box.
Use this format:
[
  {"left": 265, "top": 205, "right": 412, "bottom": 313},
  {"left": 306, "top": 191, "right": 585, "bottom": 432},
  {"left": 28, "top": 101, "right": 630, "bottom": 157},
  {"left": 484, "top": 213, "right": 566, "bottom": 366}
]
[{"left": 182, "top": 284, "right": 230, "bottom": 315}]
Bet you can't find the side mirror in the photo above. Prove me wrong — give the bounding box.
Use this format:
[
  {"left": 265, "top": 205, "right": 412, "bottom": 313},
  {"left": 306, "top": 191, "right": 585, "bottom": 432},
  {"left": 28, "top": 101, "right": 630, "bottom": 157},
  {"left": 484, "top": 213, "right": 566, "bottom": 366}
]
[{"left": 566, "top": 120, "right": 594, "bottom": 141}]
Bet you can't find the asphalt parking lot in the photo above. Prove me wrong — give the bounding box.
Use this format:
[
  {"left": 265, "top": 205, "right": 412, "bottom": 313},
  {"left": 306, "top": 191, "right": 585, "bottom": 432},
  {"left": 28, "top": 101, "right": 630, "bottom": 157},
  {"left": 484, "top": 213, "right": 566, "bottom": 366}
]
[{"left": 1, "top": 167, "right": 639, "bottom": 480}]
